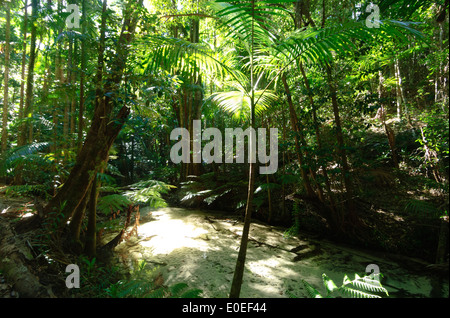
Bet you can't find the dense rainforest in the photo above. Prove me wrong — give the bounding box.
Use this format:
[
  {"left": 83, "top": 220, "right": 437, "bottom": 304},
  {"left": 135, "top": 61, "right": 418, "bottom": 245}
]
[{"left": 0, "top": 0, "right": 448, "bottom": 300}]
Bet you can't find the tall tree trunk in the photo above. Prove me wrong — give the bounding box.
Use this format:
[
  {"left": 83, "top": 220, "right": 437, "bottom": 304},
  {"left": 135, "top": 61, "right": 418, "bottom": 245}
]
[
  {"left": 325, "top": 63, "right": 359, "bottom": 229},
  {"left": 281, "top": 73, "right": 315, "bottom": 197},
  {"left": 17, "top": 0, "right": 28, "bottom": 147},
  {"left": 229, "top": 1, "right": 257, "bottom": 298},
  {"left": 189, "top": 18, "right": 203, "bottom": 176},
  {"left": 394, "top": 58, "right": 406, "bottom": 119},
  {"left": 299, "top": 62, "right": 339, "bottom": 229},
  {"left": 78, "top": 0, "right": 87, "bottom": 153},
  {"left": 44, "top": 0, "right": 143, "bottom": 240},
  {"left": 64, "top": 41, "right": 71, "bottom": 145},
  {"left": 20, "top": 0, "right": 39, "bottom": 146},
  {"left": 1, "top": 2, "right": 11, "bottom": 153},
  {"left": 378, "top": 70, "right": 400, "bottom": 169}
]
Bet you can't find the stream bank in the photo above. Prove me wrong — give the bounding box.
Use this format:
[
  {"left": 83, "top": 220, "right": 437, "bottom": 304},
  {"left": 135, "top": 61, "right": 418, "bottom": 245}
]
[
  {"left": 110, "top": 206, "right": 449, "bottom": 298},
  {"left": 0, "top": 191, "right": 448, "bottom": 298}
]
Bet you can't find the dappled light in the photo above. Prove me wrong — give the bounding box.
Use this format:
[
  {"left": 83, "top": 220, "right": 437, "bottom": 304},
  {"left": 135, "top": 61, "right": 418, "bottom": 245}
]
[
  {"left": 137, "top": 209, "right": 210, "bottom": 254},
  {"left": 0, "top": 0, "right": 448, "bottom": 302},
  {"left": 110, "top": 206, "right": 449, "bottom": 298}
]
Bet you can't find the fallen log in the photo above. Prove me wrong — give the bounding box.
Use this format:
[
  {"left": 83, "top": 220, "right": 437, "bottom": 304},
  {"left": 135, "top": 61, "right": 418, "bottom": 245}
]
[{"left": 0, "top": 216, "right": 52, "bottom": 297}]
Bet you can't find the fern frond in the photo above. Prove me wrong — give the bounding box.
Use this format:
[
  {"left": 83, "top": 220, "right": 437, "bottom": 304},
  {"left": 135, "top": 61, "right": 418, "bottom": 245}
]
[
  {"left": 302, "top": 279, "right": 323, "bottom": 298},
  {"left": 404, "top": 199, "right": 437, "bottom": 217},
  {"left": 322, "top": 274, "right": 339, "bottom": 296},
  {"left": 0, "top": 142, "right": 52, "bottom": 175},
  {"left": 124, "top": 179, "right": 175, "bottom": 207},
  {"left": 97, "top": 194, "right": 132, "bottom": 215},
  {"left": 341, "top": 274, "right": 389, "bottom": 297},
  {"left": 339, "top": 286, "right": 382, "bottom": 298},
  {"left": 169, "top": 283, "right": 189, "bottom": 296},
  {"left": 180, "top": 289, "right": 203, "bottom": 298},
  {"left": 352, "top": 275, "right": 389, "bottom": 295},
  {"left": 5, "top": 184, "right": 50, "bottom": 198}
]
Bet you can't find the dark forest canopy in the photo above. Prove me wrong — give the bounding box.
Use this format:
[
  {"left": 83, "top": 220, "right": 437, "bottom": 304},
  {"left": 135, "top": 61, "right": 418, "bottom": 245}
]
[{"left": 0, "top": 0, "right": 448, "bottom": 298}]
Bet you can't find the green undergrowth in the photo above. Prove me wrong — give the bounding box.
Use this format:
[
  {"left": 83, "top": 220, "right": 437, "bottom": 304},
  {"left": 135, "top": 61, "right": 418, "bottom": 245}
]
[
  {"left": 69, "top": 258, "right": 203, "bottom": 298},
  {"left": 291, "top": 272, "right": 389, "bottom": 298}
]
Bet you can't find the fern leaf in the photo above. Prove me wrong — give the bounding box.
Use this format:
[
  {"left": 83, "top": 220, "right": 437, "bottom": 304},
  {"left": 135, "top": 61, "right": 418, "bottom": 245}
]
[
  {"left": 97, "top": 194, "right": 132, "bottom": 215},
  {"left": 322, "top": 274, "right": 339, "bottom": 295},
  {"left": 302, "top": 279, "right": 323, "bottom": 298},
  {"left": 180, "top": 288, "right": 203, "bottom": 298},
  {"left": 147, "top": 287, "right": 166, "bottom": 298},
  {"left": 169, "top": 283, "right": 189, "bottom": 296},
  {"left": 353, "top": 276, "right": 389, "bottom": 296},
  {"left": 339, "top": 286, "right": 382, "bottom": 298}
]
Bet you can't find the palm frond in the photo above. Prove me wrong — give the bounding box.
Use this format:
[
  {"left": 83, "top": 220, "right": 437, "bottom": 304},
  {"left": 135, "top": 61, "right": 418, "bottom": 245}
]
[
  {"left": 208, "top": 89, "right": 278, "bottom": 121},
  {"left": 268, "top": 20, "right": 423, "bottom": 71},
  {"left": 142, "top": 35, "right": 247, "bottom": 91}
]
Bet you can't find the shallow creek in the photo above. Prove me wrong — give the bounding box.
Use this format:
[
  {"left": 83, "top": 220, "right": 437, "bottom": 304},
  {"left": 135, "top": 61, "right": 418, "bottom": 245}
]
[{"left": 112, "top": 206, "right": 448, "bottom": 298}]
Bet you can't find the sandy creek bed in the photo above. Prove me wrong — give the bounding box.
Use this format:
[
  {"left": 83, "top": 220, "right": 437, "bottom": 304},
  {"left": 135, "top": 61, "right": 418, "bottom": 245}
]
[{"left": 111, "top": 206, "right": 448, "bottom": 298}]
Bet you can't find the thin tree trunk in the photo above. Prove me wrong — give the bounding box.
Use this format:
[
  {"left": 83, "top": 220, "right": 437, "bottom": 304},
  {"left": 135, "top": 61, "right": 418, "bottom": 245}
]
[
  {"left": 20, "top": 0, "right": 39, "bottom": 146},
  {"left": 299, "top": 62, "right": 338, "bottom": 225},
  {"left": 281, "top": 73, "right": 315, "bottom": 197},
  {"left": 70, "top": 39, "right": 77, "bottom": 148},
  {"left": 68, "top": 186, "right": 90, "bottom": 248},
  {"left": 17, "top": 0, "right": 28, "bottom": 147},
  {"left": 78, "top": 0, "right": 87, "bottom": 153},
  {"left": 1, "top": 2, "right": 11, "bottom": 152},
  {"left": 378, "top": 70, "right": 400, "bottom": 169},
  {"left": 85, "top": 171, "right": 100, "bottom": 258},
  {"left": 394, "top": 58, "right": 406, "bottom": 119},
  {"left": 230, "top": 0, "right": 257, "bottom": 298},
  {"left": 325, "top": 63, "right": 359, "bottom": 228},
  {"left": 229, "top": 160, "right": 255, "bottom": 298},
  {"left": 64, "top": 41, "right": 71, "bottom": 145}
]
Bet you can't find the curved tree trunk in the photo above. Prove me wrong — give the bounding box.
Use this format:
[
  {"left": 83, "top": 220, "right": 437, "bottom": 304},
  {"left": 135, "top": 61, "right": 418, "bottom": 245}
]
[{"left": 43, "top": 0, "right": 143, "bottom": 247}]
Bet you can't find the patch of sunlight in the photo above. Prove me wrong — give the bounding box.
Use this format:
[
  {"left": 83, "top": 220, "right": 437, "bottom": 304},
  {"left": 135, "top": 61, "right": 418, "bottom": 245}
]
[
  {"left": 247, "top": 281, "right": 283, "bottom": 298},
  {"left": 247, "top": 257, "right": 297, "bottom": 280},
  {"left": 1, "top": 206, "right": 10, "bottom": 214},
  {"left": 21, "top": 212, "right": 34, "bottom": 218},
  {"left": 375, "top": 209, "right": 404, "bottom": 222},
  {"left": 137, "top": 217, "right": 210, "bottom": 255}
]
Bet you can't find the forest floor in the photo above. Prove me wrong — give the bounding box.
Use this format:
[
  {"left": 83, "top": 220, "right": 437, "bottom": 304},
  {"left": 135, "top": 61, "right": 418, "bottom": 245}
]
[
  {"left": 0, "top": 189, "right": 448, "bottom": 298},
  {"left": 105, "top": 206, "right": 449, "bottom": 298}
]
